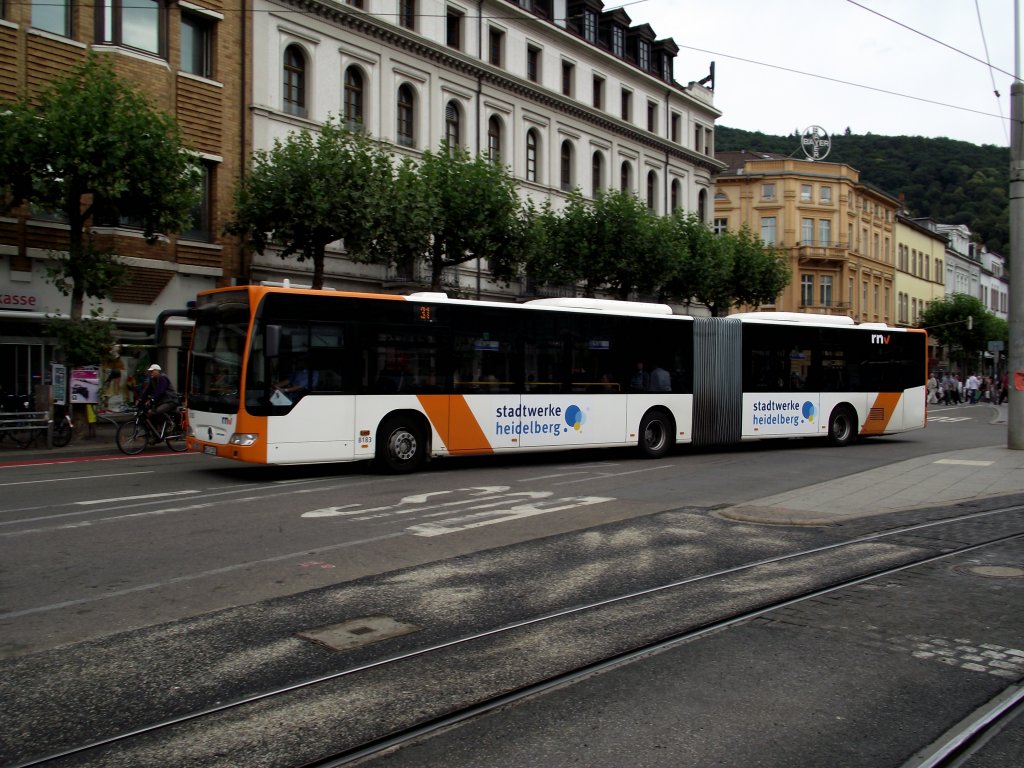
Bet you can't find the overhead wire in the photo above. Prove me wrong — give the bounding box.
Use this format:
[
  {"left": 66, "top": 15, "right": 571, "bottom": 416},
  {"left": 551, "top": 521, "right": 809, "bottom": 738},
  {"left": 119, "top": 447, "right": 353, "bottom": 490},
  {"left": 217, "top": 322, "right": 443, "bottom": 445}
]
[
  {"left": 973, "top": 0, "right": 1009, "bottom": 144},
  {"left": 673, "top": 43, "right": 1003, "bottom": 121},
  {"left": 845, "top": 0, "right": 1014, "bottom": 80}
]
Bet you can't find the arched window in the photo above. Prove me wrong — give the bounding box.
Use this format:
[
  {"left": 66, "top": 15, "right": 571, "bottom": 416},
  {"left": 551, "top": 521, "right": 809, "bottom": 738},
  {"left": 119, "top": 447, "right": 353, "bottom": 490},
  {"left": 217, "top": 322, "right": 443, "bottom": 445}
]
[
  {"left": 646, "top": 170, "right": 657, "bottom": 211},
  {"left": 526, "top": 129, "right": 539, "bottom": 182},
  {"left": 698, "top": 188, "right": 708, "bottom": 221},
  {"left": 620, "top": 160, "right": 632, "bottom": 191},
  {"left": 397, "top": 84, "right": 415, "bottom": 147},
  {"left": 591, "top": 151, "right": 604, "bottom": 195},
  {"left": 283, "top": 45, "right": 307, "bottom": 117},
  {"left": 344, "top": 67, "right": 364, "bottom": 130},
  {"left": 670, "top": 179, "right": 681, "bottom": 212},
  {"left": 487, "top": 115, "right": 502, "bottom": 164},
  {"left": 560, "top": 141, "right": 574, "bottom": 191},
  {"left": 445, "top": 101, "right": 461, "bottom": 150}
]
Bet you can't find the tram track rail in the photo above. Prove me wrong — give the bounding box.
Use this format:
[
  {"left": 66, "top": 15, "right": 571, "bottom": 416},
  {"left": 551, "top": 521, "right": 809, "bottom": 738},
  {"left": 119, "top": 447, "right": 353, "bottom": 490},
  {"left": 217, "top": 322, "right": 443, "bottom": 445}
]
[{"left": 10, "top": 503, "right": 1024, "bottom": 768}]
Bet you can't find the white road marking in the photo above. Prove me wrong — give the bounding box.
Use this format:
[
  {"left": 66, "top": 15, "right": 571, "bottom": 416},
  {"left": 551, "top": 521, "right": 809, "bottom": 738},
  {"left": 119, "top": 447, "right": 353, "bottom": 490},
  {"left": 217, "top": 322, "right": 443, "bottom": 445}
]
[
  {"left": 302, "top": 486, "right": 612, "bottom": 533},
  {"left": 934, "top": 459, "right": 994, "bottom": 466},
  {"left": 407, "top": 496, "right": 615, "bottom": 536},
  {"left": 75, "top": 490, "right": 200, "bottom": 506},
  {"left": 554, "top": 463, "right": 675, "bottom": 484},
  {"left": 0, "top": 471, "right": 152, "bottom": 487}
]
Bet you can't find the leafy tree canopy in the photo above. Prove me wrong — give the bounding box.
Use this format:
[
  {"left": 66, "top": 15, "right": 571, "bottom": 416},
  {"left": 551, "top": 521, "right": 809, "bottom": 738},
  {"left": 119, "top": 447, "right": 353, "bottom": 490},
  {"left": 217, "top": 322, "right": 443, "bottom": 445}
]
[
  {"left": 660, "top": 215, "right": 789, "bottom": 315},
  {"left": 918, "top": 293, "right": 1002, "bottom": 371},
  {"left": 383, "top": 146, "right": 525, "bottom": 291},
  {"left": 227, "top": 119, "right": 394, "bottom": 289},
  {"left": 0, "top": 54, "right": 200, "bottom": 321}
]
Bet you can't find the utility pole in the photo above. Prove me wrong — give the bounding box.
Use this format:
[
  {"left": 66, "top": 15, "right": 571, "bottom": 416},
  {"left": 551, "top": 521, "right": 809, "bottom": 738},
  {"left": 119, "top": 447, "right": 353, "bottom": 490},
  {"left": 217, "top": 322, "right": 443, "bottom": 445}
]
[{"left": 1010, "top": 0, "right": 1024, "bottom": 447}]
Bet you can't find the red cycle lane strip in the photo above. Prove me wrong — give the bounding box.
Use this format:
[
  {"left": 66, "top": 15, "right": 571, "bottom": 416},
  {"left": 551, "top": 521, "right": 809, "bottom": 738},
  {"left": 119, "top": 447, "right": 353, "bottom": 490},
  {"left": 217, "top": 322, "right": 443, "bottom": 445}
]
[{"left": 0, "top": 452, "right": 191, "bottom": 469}]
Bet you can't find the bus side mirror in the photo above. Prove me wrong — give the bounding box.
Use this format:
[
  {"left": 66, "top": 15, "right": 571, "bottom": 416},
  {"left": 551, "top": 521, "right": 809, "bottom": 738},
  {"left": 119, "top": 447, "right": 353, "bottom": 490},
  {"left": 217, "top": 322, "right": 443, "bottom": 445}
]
[{"left": 266, "top": 324, "right": 281, "bottom": 359}]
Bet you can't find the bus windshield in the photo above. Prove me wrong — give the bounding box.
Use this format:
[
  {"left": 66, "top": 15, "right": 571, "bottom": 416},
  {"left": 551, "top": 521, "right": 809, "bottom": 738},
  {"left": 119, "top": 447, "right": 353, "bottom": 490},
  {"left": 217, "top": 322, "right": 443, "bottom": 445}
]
[{"left": 188, "top": 293, "right": 251, "bottom": 414}]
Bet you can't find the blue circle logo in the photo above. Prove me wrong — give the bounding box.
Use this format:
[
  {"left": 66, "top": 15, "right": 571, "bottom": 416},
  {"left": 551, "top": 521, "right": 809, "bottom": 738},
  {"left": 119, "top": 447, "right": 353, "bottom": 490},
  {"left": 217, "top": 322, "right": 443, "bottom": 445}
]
[
  {"left": 802, "top": 401, "right": 815, "bottom": 423},
  {"left": 565, "top": 405, "right": 586, "bottom": 432}
]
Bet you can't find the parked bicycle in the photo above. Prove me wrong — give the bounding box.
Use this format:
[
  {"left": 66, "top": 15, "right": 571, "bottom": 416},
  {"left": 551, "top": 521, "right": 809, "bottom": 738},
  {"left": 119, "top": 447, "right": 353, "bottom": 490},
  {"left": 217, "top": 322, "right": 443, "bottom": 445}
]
[
  {"left": 116, "top": 403, "right": 188, "bottom": 455},
  {"left": 0, "top": 392, "right": 42, "bottom": 449},
  {"left": 51, "top": 403, "right": 73, "bottom": 448}
]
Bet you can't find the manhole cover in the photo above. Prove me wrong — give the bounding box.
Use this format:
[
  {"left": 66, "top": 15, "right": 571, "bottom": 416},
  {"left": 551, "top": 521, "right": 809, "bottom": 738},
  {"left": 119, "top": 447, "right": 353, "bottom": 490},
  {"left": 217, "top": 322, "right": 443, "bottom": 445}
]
[
  {"left": 954, "top": 564, "right": 1024, "bottom": 579},
  {"left": 298, "top": 616, "right": 422, "bottom": 651}
]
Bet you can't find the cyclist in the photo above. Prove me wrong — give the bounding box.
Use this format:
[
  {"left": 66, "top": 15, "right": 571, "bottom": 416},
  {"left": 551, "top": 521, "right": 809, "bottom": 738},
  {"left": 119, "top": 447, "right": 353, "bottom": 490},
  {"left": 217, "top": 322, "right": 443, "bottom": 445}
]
[{"left": 139, "top": 364, "right": 179, "bottom": 435}]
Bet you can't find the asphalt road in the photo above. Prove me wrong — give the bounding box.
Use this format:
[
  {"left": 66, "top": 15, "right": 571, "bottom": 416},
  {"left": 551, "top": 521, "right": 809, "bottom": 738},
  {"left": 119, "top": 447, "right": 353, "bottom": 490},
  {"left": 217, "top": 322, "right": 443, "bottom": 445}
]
[{"left": 0, "top": 403, "right": 1002, "bottom": 658}]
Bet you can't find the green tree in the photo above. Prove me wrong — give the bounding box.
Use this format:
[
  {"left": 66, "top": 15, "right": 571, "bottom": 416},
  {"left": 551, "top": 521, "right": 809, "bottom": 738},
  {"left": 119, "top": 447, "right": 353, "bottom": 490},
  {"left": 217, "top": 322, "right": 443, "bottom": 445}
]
[
  {"left": 591, "top": 190, "right": 672, "bottom": 300},
  {"left": 918, "top": 294, "right": 995, "bottom": 371},
  {"left": 525, "top": 190, "right": 671, "bottom": 300},
  {"left": 380, "top": 146, "right": 524, "bottom": 291},
  {"left": 727, "top": 226, "right": 790, "bottom": 309},
  {"left": 661, "top": 216, "right": 789, "bottom": 316},
  {"left": 0, "top": 54, "right": 200, "bottom": 322},
  {"left": 525, "top": 191, "right": 597, "bottom": 295},
  {"left": 47, "top": 313, "right": 118, "bottom": 368},
  {"left": 227, "top": 119, "right": 394, "bottom": 290},
  {"left": 662, "top": 213, "right": 732, "bottom": 314}
]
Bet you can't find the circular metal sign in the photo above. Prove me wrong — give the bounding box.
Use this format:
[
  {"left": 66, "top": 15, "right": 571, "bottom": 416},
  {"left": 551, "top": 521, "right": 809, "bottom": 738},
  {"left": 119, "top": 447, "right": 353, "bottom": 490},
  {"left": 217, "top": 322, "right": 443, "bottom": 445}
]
[{"left": 800, "top": 125, "right": 831, "bottom": 161}]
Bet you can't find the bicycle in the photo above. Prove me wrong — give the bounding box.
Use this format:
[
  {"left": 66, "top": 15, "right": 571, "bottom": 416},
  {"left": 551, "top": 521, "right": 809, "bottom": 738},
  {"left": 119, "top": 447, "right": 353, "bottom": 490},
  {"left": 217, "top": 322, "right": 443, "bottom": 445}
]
[
  {"left": 115, "top": 403, "right": 188, "bottom": 455},
  {"left": 0, "top": 392, "right": 41, "bottom": 449},
  {"left": 51, "top": 403, "right": 73, "bottom": 448}
]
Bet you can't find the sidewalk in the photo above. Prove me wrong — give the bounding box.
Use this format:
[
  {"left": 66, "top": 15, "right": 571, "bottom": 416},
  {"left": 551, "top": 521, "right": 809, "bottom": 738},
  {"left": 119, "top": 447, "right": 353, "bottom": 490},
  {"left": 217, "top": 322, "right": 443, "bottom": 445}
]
[
  {"left": 722, "top": 403, "right": 1024, "bottom": 524},
  {"left": 0, "top": 416, "right": 124, "bottom": 460}
]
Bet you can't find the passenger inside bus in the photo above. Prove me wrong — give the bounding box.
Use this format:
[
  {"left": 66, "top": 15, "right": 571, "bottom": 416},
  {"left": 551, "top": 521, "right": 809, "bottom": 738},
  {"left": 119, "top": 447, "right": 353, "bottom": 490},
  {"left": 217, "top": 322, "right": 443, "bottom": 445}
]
[{"left": 276, "top": 353, "right": 319, "bottom": 399}]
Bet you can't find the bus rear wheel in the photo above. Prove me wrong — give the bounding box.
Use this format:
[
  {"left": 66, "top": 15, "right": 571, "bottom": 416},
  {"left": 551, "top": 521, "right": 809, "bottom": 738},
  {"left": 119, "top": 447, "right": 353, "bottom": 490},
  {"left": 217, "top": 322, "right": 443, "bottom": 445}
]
[
  {"left": 377, "top": 417, "right": 425, "bottom": 473},
  {"left": 639, "top": 410, "right": 673, "bottom": 459},
  {"left": 828, "top": 406, "right": 858, "bottom": 447}
]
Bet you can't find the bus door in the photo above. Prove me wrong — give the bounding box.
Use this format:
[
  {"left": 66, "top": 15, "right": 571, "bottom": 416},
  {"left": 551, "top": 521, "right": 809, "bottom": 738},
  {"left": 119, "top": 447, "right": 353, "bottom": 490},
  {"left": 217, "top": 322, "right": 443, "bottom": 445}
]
[
  {"left": 449, "top": 321, "right": 520, "bottom": 453},
  {"left": 518, "top": 316, "right": 627, "bottom": 449}
]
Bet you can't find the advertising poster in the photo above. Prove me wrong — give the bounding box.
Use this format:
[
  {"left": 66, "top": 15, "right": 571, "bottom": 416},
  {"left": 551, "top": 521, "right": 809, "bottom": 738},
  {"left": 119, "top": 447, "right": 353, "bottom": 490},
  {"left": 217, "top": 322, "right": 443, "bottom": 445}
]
[
  {"left": 69, "top": 367, "right": 100, "bottom": 405},
  {"left": 51, "top": 364, "right": 67, "bottom": 406}
]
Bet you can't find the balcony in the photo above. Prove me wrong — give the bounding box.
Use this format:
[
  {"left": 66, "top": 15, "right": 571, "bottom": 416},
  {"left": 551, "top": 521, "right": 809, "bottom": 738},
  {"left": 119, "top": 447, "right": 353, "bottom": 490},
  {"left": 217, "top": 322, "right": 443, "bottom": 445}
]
[{"left": 794, "top": 241, "right": 847, "bottom": 263}]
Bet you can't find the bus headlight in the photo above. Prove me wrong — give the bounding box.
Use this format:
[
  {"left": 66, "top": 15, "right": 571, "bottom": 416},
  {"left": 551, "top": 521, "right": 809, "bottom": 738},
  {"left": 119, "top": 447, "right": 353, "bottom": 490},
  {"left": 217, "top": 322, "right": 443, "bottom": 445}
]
[{"left": 229, "top": 433, "right": 259, "bottom": 446}]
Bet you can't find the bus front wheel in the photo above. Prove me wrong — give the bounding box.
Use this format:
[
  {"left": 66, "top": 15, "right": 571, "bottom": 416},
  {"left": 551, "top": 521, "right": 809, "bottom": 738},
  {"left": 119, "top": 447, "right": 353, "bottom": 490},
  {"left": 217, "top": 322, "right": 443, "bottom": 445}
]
[
  {"left": 377, "top": 417, "right": 425, "bottom": 473},
  {"left": 639, "top": 410, "right": 673, "bottom": 459},
  {"left": 828, "top": 406, "right": 858, "bottom": 447}
]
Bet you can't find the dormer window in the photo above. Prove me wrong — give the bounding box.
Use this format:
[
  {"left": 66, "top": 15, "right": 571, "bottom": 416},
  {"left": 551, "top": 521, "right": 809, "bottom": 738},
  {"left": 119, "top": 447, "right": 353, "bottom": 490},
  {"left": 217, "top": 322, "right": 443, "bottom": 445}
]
[
  {"left": 611, "top": 26, "right": 625, "bottom": 57},
  {"left": 660, "top": 54, "right": 672, "bottom": 82},
  {"left": 583, "top": 10, "right": 597, "bottom": 43},
  {"left": 638, "top": 40, "right": 650, "bottom": 70}
]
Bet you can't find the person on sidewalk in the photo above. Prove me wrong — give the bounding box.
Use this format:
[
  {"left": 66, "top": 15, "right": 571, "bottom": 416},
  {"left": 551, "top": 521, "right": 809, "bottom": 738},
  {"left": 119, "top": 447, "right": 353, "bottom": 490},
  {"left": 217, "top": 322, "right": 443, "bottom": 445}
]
[{"left": 966, "top": 373, "right": 980, "bottom": 404}]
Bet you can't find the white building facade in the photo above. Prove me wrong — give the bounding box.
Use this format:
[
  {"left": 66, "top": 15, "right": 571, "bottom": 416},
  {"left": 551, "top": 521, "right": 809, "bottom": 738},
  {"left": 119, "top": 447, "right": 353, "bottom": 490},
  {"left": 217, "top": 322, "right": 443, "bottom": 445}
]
[
  {"left": 978, "top": 245, "right": 1008, "bottom": 321},
  {"left": 248, "top": 0, "right": 722, "bottom": 295}
]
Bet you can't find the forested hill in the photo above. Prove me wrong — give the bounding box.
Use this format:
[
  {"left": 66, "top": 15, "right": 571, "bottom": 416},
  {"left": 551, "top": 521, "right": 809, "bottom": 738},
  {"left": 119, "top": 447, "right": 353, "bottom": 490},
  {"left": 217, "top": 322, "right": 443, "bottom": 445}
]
[{"left": 714, "top": 126, "right": 1010, "bottom": 256}]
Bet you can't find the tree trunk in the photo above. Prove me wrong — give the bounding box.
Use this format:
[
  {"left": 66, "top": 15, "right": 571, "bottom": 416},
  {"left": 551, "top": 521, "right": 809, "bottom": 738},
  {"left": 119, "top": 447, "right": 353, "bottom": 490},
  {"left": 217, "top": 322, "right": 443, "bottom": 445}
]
[
  {"left": 312, "top": 244, "right": 326, "bottom": 290},
  {"left": 68, "top": 206, "right": 86, "bottom": 321},
  {"left": 430, "top": 238, "right": 444, "bottom": 291}
]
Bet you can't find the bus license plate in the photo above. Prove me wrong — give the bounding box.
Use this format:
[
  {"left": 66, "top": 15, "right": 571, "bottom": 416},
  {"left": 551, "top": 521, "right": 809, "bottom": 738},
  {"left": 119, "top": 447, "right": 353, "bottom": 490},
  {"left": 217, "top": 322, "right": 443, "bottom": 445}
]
[{"left": 204, "top": 445, "right": 217, "bottom": 455}]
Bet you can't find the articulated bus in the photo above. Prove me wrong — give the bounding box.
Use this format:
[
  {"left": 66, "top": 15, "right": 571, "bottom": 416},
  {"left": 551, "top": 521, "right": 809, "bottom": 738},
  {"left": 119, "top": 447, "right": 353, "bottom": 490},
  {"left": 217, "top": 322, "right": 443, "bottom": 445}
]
[{"left": 185, "top": 285, "right": 927, "bottom": 471}]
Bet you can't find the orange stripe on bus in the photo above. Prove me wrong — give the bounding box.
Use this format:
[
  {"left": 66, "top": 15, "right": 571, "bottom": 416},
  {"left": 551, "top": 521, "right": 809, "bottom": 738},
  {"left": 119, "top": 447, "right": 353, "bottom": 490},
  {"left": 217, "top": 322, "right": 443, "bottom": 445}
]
[
  {"left": 417, "top": 395, "right": 493, "bottom": 454},
  {"left": 860, "top": 392, "right": 902, "bottom": 436}
]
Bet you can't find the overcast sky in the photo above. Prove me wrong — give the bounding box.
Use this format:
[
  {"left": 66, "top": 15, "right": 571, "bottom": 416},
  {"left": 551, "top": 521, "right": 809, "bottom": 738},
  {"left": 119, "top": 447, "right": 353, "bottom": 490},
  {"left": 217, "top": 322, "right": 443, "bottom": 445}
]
[{"left": 623, "top": 0, "right": 1019, "bottom": 148}]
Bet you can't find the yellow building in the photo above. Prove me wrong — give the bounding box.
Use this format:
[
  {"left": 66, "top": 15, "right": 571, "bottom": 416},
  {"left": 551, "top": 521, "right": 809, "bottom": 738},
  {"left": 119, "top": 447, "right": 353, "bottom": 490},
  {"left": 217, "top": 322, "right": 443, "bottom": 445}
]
[
  {"left": 714, "top": 151, "right": 899, "bottom": 322},
  {"left": 894, "top": 215, "right": 946, "bottom": 327},
  {"left": 894, "top": 214, "right": 946, "bottom": 371}
]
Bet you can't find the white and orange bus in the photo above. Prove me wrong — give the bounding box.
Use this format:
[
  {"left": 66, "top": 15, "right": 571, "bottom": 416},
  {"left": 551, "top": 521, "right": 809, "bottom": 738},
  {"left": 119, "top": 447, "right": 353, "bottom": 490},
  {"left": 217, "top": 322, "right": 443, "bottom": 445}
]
[{"left": 185, "top": 285, "right": 927, "bottom": 471}]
